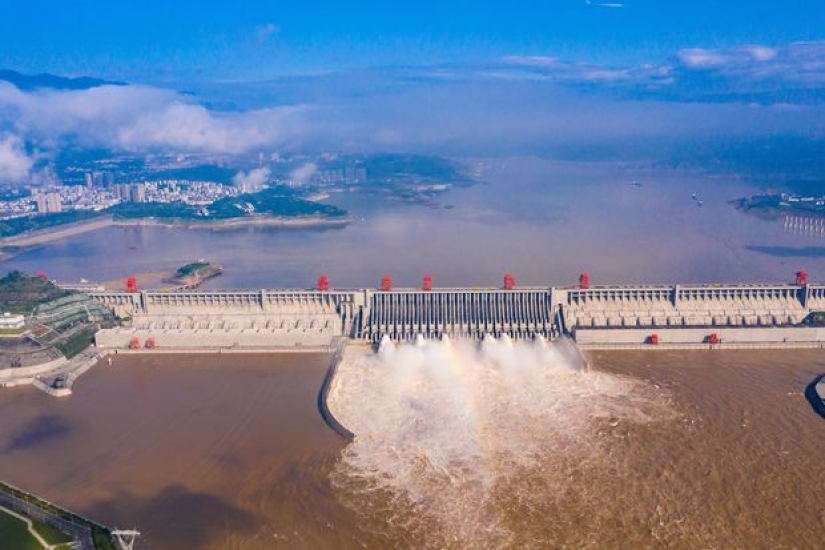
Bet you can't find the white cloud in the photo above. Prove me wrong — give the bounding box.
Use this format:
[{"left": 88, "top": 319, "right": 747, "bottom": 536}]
[
  {"left": 256, "top": 23, "right": 280, "bottom": 43},
  {"left": 233, "top": 167, "right": 271, "bottom": 192},
  {"left": 678, "top": 45, "right": 780, "bottom": 69},
  {"left": 289, "top": 162, "right": 318, "bottom": 186},
  {"left": 502, "top": 56, "right": 559, "bottom": 67},
  {"left": 584, "top": 0, "right": 625, "bottom": 7},
  {"left": 677, "top": 48, "right": 731, "bottom": 68},
  {"left": 0, "top": 134, "right": 33, "bottom": 183},
  {"left": 0, "top": 82, "right": 309, "bottom": 155},
  {"left": 578, "top": 68, "right": 631, "bottom": 82},
  {"left": 747, "top": 45, "right": 777, "bottom": 62}
]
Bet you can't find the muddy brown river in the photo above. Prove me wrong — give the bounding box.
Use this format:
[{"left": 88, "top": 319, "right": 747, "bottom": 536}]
[{"left": 0, "top": 349, "right": 822, "bottom": 549}]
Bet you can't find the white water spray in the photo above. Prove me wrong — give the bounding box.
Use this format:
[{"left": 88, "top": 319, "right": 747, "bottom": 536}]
[{"left": 329, "top": 337, "right": 672, "bottom": 548}]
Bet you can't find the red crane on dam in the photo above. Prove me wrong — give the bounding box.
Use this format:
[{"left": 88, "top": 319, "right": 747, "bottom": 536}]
[
  {"left": 579, "top": 272, "right": 590, "bottom": 289},
  {"left": 381, "top": 276, "right": 393, "bottom": 291},
  {"left": 504, "top": 273, "right": 516, "bottom": 290},
  {"left": 126, "top": 276, "right": 138, "bottom": 293},
  {"left": 796, "top": 270, "right": 808, "bottom": 286},
  {"left": 422, "top": 275, "right": 433, "bottom": 291},
  {"left": 317, "top": 275, "right": 330, "bottom": 292}
]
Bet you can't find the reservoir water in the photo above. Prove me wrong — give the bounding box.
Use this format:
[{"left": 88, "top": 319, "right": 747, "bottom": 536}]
[{"left": 2, "top": 158, "right": 823, "bottom": 288}]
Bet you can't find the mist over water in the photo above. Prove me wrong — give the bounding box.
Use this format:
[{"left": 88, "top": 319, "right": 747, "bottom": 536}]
[{"left": 329, "top": 338, "right": 674, "bottom": 548}]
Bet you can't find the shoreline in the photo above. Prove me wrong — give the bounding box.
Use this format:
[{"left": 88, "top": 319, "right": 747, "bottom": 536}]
[{"left": 0, "top": 213, "right": 352, "bottom": 250}]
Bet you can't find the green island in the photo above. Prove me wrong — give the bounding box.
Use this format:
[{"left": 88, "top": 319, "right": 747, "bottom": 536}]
[
  {"left": 732, "top": 192, "right": 825, "bottom": 218},
  {"left": 167, "top": 261, "right": 223, "bottom": 287}
]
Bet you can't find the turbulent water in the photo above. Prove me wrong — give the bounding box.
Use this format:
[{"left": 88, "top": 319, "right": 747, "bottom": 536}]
[{"left": 329, "top": 338, "right": 675, "bottom": 549}]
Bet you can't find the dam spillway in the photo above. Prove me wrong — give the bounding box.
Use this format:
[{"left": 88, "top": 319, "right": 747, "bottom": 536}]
[
  {"left": 87, "top": 281, "right": 825, "bottom": 351},
  {"left": 365, "top": 288, "right": 557, "bottom": 341}
]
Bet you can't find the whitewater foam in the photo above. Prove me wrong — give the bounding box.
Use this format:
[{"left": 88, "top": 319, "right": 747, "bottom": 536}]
[{"left": 328, "top": 338, "right": 673, "bottom": 548}]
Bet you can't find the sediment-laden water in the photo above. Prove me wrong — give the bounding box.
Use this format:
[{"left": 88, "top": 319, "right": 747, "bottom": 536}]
[
  {"left": 330, "top": 341, "right": 825, "bottom": 549},
  {"left": 0, "top": 348, "right": 822, "bottom": 548}
]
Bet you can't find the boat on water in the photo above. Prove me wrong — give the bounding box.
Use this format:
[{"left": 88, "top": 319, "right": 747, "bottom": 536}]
[{"left": 816, "top": 378, "right": 825, "bottom": 404}]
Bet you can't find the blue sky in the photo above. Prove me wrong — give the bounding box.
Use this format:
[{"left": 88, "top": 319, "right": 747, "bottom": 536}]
[{"left": 2, "top": 1, "right": 825, "bottom": 81}]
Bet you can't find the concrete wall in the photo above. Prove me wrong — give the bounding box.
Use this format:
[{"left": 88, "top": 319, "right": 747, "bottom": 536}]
[
  {"left": 0, "top": 356, "right": 67, "bottom": 384},
  {"left": 575, "top": 326, "right": 825, "bottom": 347},
  {"left": 95, "top": 327, "right": 337, "bottom": 350},
  {"left": 85, "top": 282, "right": 825, "bottom": 347}
]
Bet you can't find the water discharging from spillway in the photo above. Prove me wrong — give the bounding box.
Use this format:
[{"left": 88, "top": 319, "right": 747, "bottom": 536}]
[{"left": 328, "top": 337, "right": 675, "bottom": 549}]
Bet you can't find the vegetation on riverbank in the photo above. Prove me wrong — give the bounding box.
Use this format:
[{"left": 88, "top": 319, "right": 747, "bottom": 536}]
[
  {"left": 0, "top": 508, "right": 75, "bottom": 548},
  {"left": 0, "top": 271, "right": 70, "bottom": 314},
  {"left": 0, "top": 509, "right": 46, "bottom": 550},
  {"left": 55, "top": 327, "right": 97, "bottom": 359},
  {"left": 0, "top": 211, "right": 104, "bottom": 238},
  {"left": 0, "top": 481, "right": 118, "bottom": 550},
  {"left": 0, "top": 271, "right": 116, "bottom": 366}
]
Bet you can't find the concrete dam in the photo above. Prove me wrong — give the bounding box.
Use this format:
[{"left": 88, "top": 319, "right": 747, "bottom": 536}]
[{"left": 89, "top": 275, "right": 825, "bottom": 351}]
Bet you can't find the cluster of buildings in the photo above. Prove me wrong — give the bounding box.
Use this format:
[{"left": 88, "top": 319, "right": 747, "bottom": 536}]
[
  {"left": 318, "top": 167, "right": 368, "bottom": 185},
  {"left": 0, "top": 176, "right": 241, "bottom": 221},
  {"left": 780, "top": 193, "right": 825, "bottom": 208},
  {"left": 142, "top": 180, "right": 238, "bottom": 205},
  {"left": 32, "top": 192, "right": 63, "bottom": 214}
]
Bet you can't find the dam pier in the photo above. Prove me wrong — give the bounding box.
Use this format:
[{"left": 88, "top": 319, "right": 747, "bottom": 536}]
[{"left": 88, "top": 274, "right": 825, "bottom": 351}]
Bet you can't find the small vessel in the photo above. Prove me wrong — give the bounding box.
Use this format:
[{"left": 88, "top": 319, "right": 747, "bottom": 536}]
[
  {"left": 816, "top": 378, "right": 825, "bottom": 404},
  {"left": 697, "top": 200, "right": 704, "bottom": 207},
  {"left": 692, "top": 192, "right": 697, "bottom": 200}
]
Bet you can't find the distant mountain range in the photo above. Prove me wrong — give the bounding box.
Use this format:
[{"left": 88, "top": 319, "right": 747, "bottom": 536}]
[{"left": 0, "top": 69, "right": 124, "bottom": 90}]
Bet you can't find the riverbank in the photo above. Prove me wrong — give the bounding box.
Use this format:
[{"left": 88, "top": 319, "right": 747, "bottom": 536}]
[{"left": 0, "top": 213, "right": 353, "bottom": 251}]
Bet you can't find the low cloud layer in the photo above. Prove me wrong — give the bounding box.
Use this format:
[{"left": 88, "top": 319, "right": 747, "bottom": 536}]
[
  {"left": 0, "top": 82, "right": 308, "bottom": 156},
  {"left": 0, "top": 133, "right": 33, "bottom": 183},
  {"left": 289, "top": 162, "right": 318, "bottom": 186},
  {"left": 232, "top": 167, "right": 270, "bottom": 191},
  {"left": 1, "top": 39, "right": 825, "bottom": 183}
]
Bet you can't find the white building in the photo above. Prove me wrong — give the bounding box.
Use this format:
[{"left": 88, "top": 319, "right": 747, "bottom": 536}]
[{"left": 0, "top": 312, "right": 25, "bottom": 330}]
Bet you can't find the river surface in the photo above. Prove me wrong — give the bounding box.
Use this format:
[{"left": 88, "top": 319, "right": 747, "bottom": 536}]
[
  {"left": 2, "top": 158, "right": 823, "bottom": 288},
  {"left": 0, "top": 350, "right": 821, "bottom": 548}
]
